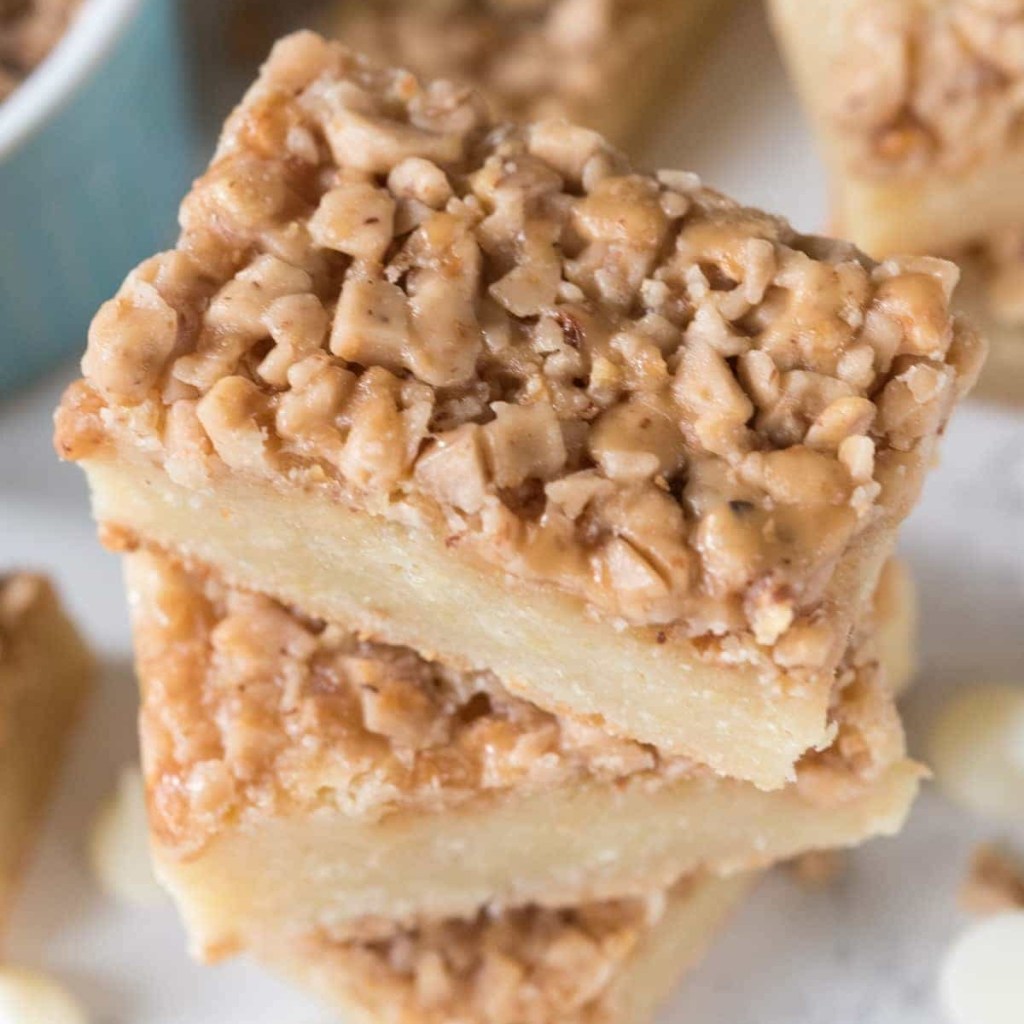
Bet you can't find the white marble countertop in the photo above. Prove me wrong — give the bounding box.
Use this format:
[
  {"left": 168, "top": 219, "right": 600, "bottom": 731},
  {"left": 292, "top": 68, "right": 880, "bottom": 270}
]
[{"left": 1, "top": 4, "right": 1022, "bottom": 1022}]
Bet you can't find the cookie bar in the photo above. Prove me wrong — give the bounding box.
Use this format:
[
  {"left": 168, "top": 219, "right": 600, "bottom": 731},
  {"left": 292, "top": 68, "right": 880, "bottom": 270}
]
[
  {"left": 56, "top": 32, "right": 983, "bottom": 787},
  {"left": 127, "top": 549, "right": 917, "bottom": 960}
]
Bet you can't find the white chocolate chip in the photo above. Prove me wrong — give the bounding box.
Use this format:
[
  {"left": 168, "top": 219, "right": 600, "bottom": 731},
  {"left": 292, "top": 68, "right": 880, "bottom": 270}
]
[
  {"left": 88, "top": 766, "right": 164, "bottom": 908},
  {"left": 0, "top": 967, "right": 87, "bottom": 1024},
  {"left": 928, "top": 684, "right": 1024, "bottom": 823},
  {"left": 940, "top": 913, "right": 1024, "bottom": 1024}
]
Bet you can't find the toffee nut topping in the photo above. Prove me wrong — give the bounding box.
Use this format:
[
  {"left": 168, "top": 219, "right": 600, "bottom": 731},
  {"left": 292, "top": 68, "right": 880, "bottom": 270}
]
[
  {"left": 129, "top": 551, "right": 900, "bottom": 857},
  {"left": 831, "top": 0, "right": 1024, "bottom": 177},
  {"left": 299, "top": 885, "right": 674, "bottom": 1024},
  {"left": 58, "top": 32, "right": 984, "bottom": 651}
]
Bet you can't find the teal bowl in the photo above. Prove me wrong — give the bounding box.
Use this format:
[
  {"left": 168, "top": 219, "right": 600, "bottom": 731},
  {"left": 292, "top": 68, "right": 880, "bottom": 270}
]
[{"left": 0, "top": 0, "right": 199, "bottom": 395}]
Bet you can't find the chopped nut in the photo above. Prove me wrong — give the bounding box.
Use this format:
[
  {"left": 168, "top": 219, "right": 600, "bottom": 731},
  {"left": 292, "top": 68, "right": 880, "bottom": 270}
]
[
  {"left": 196, "top": 376, "right": 276, "bottom": 472},
  {"left": 482, "top": 400, "right": 567, "bottom": 488},
  {"left": 81, "top": 281, "right": 178, "bottom": 403},
  {"left": 310, "top": 182, "right": 396, "bottom": 263}
]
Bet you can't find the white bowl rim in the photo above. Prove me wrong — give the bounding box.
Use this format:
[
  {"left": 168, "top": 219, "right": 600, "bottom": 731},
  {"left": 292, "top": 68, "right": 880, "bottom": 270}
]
[{"left": 0, "top": 0, "right": 143, "bottom": 162}]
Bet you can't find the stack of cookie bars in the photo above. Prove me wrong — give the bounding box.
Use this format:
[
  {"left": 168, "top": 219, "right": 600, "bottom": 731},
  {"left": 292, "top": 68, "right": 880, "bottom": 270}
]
[{"left": 55, "top": 31, "right": 984, "bottom": 1023}]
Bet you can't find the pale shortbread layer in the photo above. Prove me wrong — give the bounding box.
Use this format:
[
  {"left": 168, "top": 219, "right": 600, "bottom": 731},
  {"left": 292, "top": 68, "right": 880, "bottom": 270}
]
[
  {"left": 93, "top": 452, "right": 896, "bottom": 787},
  {"left": 250, "top": 873, "right": 756, "bottom": 1024},
  {"left": 0, "top": 574, "right": 92, "bottom": 937},
  {"left": 769, "top": 0, "right": 1024, "bottom": 257},
  {"left": 333, "top": 0, "right": 730, "bottom": 148},
  {"left": 154, "top": 761, "right": 916, "bottom": 961}
]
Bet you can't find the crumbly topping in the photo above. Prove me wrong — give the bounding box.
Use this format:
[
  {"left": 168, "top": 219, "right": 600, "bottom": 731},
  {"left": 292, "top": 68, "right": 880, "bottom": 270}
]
[
  {"left": 130, "top": 549, "right": 903, "bottom": 857},
  {"left": 293, "top": 882, "right": 676, "bottom": 1024},
  {"left": 831, "top": 0, "right": 1024, "bottom": 177},
  {"left": 960, "top": 844, "right": 1024, "bottom": 916},
  {"left": 57, "top": 31, "right": 984, "bottom": 649},
  {"left": 0, "top": 0, "right": 81, "bottom": 100},
  {"left": 337, "top": 0, "right": 667, "bottom": 143}
]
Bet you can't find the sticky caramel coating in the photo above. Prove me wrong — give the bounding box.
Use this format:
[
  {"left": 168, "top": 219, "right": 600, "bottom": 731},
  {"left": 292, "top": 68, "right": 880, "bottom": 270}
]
[
  {"left": 129, "top": 550, "right": 902, "bottom": 858},
  {"left": 58, "top": 31, "right": 984, "bottom": 649},
  {"left": 830, "top": 0, "right": 1024, "bottom": 177}
]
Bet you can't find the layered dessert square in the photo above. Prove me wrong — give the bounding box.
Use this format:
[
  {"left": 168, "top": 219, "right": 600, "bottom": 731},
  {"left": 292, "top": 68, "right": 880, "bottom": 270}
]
[
  {"left": 0, "top": 573, "right": 92, "bottom": 934},
  {"left": 128, "top": 549, "right": 917, "bottom": 960},
  {"left": 332, "top": 0, "right": 731, "bottom": 148},
  {"left": 55, "top": 31, "right": 984, "bottom": 788},
  {"left": 250, "top": 873, "right": 755, "bottom": 1024},
  {"left": 768, "top": 0, "right": 1024, "bottom": 258}
]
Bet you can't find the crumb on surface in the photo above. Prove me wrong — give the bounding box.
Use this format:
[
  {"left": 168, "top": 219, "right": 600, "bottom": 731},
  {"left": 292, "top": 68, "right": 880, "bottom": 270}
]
[{"left": 960, "top": 844, "right": 1024, "bottom": 917}]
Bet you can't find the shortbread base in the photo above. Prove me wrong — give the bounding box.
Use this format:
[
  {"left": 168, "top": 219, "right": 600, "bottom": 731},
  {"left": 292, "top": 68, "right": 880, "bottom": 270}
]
[{"left": 155, "top": 761, "right": 918, "bottom": 962}]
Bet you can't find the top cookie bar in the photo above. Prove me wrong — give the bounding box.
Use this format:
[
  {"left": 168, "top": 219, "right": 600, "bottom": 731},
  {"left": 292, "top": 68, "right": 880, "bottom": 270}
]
[{"left": 56, "top": 32, "right": 983, "bottom": 786}]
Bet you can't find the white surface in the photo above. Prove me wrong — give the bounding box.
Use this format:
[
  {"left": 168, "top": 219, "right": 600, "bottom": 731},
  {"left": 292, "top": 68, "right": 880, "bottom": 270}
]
[
  {"left": 0, "top": 4, "right": 1022, "bottom": 1022},
  {"left": 0, "top": 0, "right": 141, "bottom": 160}
]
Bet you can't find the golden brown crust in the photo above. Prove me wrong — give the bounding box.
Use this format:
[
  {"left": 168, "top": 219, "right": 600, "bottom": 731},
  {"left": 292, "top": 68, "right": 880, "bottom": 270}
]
[
  {"left": 829, "top": 0, "right": 1024, "bottom": 178},
  {"left": 130, "top": 549, "right": 905, "bottom": 858}
]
